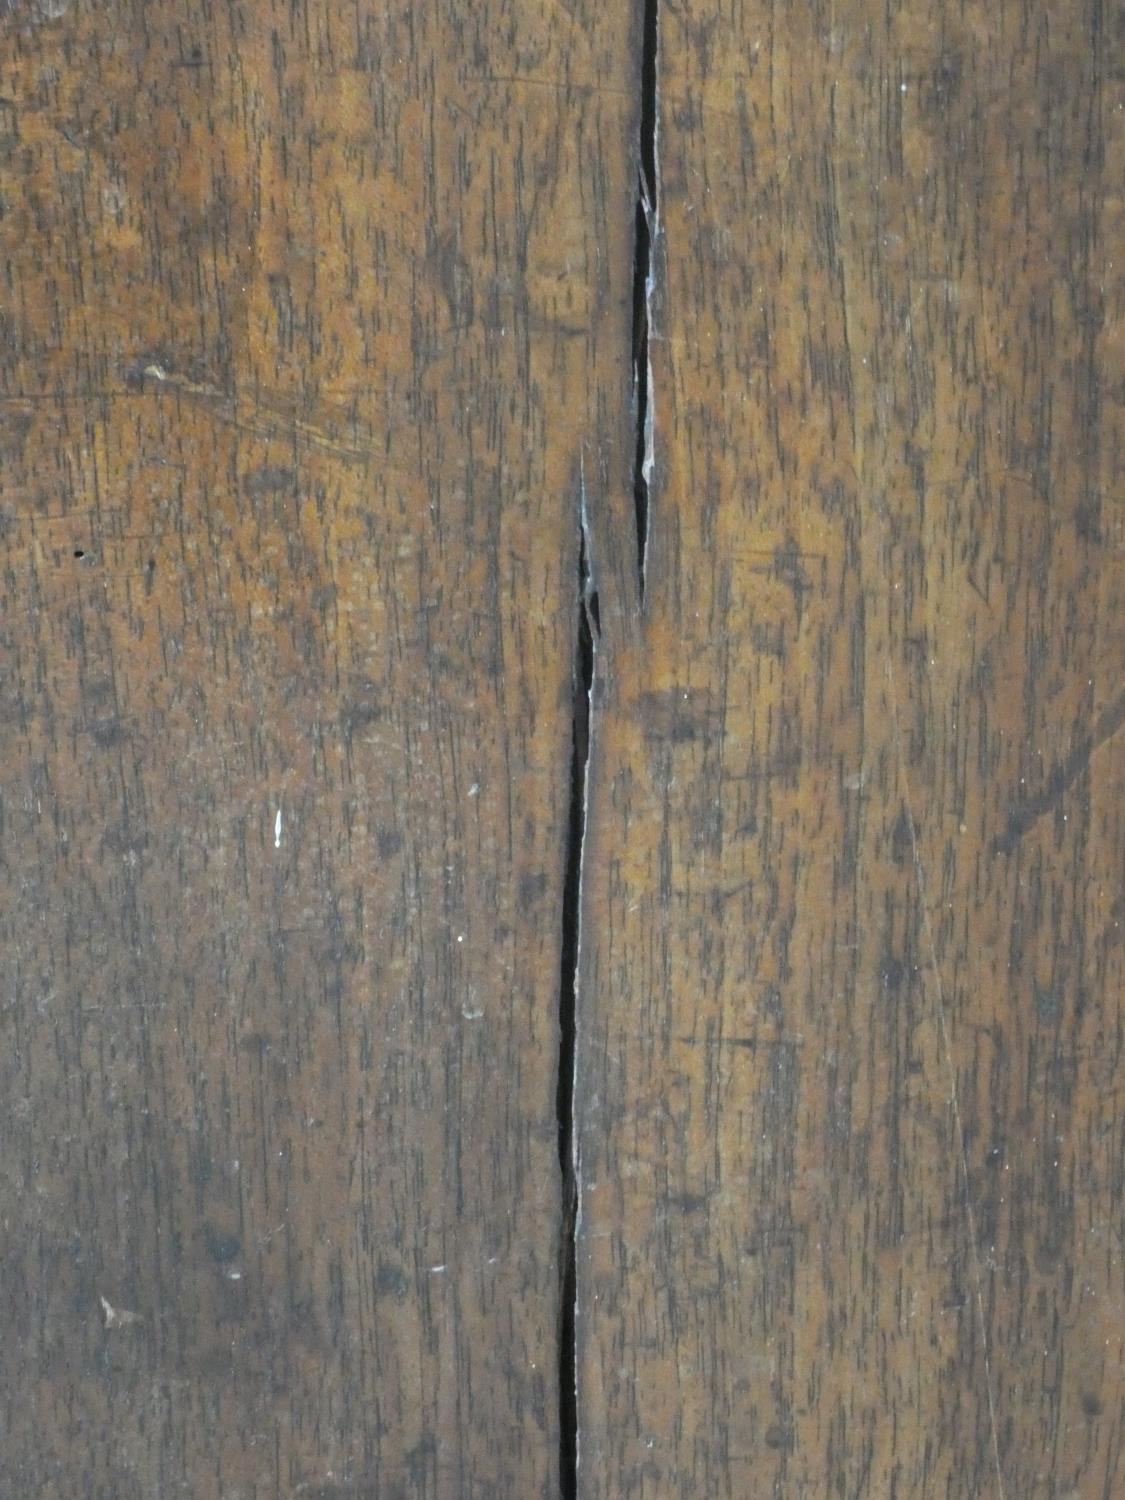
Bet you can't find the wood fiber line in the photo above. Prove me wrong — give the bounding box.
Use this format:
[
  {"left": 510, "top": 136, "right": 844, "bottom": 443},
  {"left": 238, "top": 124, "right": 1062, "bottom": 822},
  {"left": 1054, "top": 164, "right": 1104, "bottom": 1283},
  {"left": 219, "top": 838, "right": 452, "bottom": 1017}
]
[
  {"left": 0, "top": 0, "right": 634, "bottom": 1493},
  {"left": 576, "top": 1, "right": 1125, "bottom": 1497}
]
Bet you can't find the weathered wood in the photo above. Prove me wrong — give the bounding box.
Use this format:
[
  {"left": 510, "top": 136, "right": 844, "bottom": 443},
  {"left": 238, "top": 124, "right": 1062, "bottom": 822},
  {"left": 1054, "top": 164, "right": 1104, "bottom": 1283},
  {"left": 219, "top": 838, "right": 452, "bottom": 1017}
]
[
  {"left": 577, "top": 2, "right": 1125, "bottom": 1496},
  {"left": 3, "top": 0, "right": 1122, "bottom": 1492},
  {"left": 0, "top": 0, "right": 633, "bottom": 1493}
]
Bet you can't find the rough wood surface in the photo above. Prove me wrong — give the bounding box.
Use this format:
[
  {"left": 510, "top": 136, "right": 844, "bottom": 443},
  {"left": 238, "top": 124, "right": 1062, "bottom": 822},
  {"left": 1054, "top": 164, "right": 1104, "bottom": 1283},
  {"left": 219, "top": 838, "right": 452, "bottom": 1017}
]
[
  {"left": 3, "top": 0, "right": 1122, "bottom": 1494},
  {"left": 577, "top": 1, "right": 1124, "bottom": 1497},
  {"left": 0, "top": 0, "right": 632, "bottom": 1493}
]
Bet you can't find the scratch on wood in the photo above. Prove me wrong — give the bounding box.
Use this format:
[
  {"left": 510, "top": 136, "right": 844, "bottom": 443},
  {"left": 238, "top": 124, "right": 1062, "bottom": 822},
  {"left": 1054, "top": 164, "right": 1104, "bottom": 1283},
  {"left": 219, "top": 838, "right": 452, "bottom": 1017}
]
[
  {"left": 993, "top": 687, "right": 1125, "bottom": 854},
  {"left": 133, "top": 362, "right": 377, "bottom": 462}
]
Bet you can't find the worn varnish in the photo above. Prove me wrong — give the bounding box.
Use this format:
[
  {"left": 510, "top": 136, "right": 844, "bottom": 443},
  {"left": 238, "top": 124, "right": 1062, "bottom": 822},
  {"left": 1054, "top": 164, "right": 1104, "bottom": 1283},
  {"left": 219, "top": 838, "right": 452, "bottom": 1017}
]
[
  {"left": 577, "top": 1, "right": 1124, "bottom": 1497},
  {"left": 0, "top": 0, "right": 634, "bottom": 1493},
  {"left": 1, "top": 0, "right": 1121, "bottom": 1495}
]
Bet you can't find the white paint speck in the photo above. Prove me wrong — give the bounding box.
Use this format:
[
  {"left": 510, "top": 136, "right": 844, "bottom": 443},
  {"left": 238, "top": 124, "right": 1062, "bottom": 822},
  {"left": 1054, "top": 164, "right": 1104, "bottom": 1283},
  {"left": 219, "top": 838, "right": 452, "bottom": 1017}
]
[
  {"left": 468, "top": 783, "right": 480, "bottom": 797},
  {"left": 100, "top": 1295, "right": 141, "bottom": 1329},
  {"left": 430, "top": 1264, "right": 446, "bottom": 1274},
  {"left": 274, "top": 808, "right": 282, "bottom": 848}
]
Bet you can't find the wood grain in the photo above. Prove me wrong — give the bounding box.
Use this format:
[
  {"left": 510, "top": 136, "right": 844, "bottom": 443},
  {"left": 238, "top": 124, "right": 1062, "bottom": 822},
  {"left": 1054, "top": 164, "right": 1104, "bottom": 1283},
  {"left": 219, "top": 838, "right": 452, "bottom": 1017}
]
[
  {"left": 0, "top": 0, "right": 633, "bottom": 1493},
  {"left": 3, "top": 0, "right": 1121, "bottom": 1492},
  {"left": 576, "top": 1, "right": 1125, "bottom": 1497}
]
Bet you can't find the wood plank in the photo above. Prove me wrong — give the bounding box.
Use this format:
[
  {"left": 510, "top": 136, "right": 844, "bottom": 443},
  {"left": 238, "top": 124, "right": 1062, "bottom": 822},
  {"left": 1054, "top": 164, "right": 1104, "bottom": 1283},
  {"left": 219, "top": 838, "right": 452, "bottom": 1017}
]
[
  {"left": 0, "top": 0, "right": 633, "bottom": 1493},
  {"left": 576, "top": 1, "right": 1125, "bottom": 1495}
]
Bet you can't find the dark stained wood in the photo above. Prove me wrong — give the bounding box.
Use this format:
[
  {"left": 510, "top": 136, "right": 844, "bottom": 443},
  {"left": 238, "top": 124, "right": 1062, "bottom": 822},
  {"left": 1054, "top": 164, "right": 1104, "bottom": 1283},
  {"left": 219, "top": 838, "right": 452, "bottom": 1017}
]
[
  {"left": 0, "top": 0, "right": 634, "bottom": 1493},
  {"left": 3, "top": 0, "right": 1122, "bottom": 1492},
  {"left": 576, "top": 1, "right": 1125, "bottom": 1497}
]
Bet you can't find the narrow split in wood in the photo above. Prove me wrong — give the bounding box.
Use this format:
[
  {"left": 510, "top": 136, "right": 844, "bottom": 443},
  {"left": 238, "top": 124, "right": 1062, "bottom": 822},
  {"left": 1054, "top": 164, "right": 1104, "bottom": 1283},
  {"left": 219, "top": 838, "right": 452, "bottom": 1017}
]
[
  {"left": 556, "top": 516, "right": 595, "bottom": 1499},
  {"left": 631, "top": 0, "right": 661, "bottom": 604}
]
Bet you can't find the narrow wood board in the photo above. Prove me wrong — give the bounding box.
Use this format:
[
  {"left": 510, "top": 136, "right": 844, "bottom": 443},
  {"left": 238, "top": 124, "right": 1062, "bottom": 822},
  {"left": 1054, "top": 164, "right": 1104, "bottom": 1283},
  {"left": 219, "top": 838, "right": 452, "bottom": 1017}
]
[
  {"left": 577, "top": 2, "right": 1125, "bottom": 1496},
  {"left": 0, "top": 0, "right": 633, "bottom": 1493}
]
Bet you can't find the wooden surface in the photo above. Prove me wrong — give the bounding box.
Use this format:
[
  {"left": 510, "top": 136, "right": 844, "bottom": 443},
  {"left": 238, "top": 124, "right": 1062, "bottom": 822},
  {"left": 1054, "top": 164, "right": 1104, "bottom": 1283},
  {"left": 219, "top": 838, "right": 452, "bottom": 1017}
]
[
  {"left": 1, "top": 0, "right": 1121, "bottom": 1497},
  {"left": 577, "top": 1, "right": 1125, "bottom": 1497},
  {"left": 0, "top": 0, "right": 634, "bottom": 1493}
]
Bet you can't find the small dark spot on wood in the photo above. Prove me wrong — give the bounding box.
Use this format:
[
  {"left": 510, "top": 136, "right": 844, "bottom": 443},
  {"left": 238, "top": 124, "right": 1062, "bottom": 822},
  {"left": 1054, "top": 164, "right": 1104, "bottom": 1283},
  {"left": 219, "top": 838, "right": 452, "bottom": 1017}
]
[
  {"left": 1074, "top": 500, "right": 1102, "bottom": 544},
  {"left": 376, "top": 828, "right": 403, "bottom": 859},
  {"left": 929, "top": 49, "right": 963, "bottom": 109},
  {"left": 375, "top": 1263, "right": 409, "bottom": 1300},
  {"left": 770, "top": 536, "right": 813, "bottom": 625},
  {"left": 1034, "top": 984, "right": 1062, "bottom": 1024},
  {"left": 891, "top": 806, "right": 913, "bottom": 865},
  {"left": 882, "top": 955, "right": 906, "bottom": 993},
  {"left": 342, "top": 704, "right": 383, "bottom": 738},
  {"left": 243, "top": 465, "right": 297, "bottom": 497},
  {"left": 752, "top": 621, "right": 787, "bottom": 659},
  {"left": 635, "top": 687, "right": 718, "bottom": 744},
  {"left": 405, "top": 1435, "right": 436, "bottom": 1485},
  {"left": 764, "top": 1423, "right": 793, "bottom": 1451},
  {"left": 518, "top": 870, "right": 548, "bottom": 910},
  {"left": 204, "top": 1225, "right": 241, "bottom": 1263},
  {"left": 89, "top": 717, "right": 125, "bottom": 749},
  {"left": 1035, "top": 1243, "right": 1061, "bottom": 1273}
]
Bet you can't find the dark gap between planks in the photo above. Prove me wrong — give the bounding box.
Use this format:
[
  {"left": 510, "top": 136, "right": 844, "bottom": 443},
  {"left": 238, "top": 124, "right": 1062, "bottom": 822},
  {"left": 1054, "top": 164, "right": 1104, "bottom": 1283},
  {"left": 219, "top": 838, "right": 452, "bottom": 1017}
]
[
  {"left": 631, "top": 0, "right": 659, "bottom": 602},
  {"left": 557, "top": 0, "right": 659, "bottom": 1490},
  {"left": 556, "top": 522, "right": 594, "bottom": 1500}
]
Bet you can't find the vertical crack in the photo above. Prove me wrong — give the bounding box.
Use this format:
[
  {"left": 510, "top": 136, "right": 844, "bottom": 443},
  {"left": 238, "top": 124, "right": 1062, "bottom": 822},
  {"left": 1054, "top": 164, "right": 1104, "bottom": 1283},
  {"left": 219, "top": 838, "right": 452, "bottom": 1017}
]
[
  {"left": 557, "top": 502, "right": 596, "bottom": 1500},
  {"left": 631, "top": 0, "right": 660, "bottom": 602},
  {"left": 557, "top": 0, "right": 656, "bottom": 1474}
]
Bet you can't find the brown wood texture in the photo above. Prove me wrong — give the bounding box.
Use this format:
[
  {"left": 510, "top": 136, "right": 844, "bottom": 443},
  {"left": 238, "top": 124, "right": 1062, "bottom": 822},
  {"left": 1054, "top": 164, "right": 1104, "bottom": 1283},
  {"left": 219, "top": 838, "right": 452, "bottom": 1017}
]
[
  {"left": 3, "top": 0, "right": 1123, "bottom": 1494},
  {"left": 577, "top": 2, "right": 1125, "bottom": 1498},
  {"left": 0, "top": 0, "right": 634, "bottom": 1493}
]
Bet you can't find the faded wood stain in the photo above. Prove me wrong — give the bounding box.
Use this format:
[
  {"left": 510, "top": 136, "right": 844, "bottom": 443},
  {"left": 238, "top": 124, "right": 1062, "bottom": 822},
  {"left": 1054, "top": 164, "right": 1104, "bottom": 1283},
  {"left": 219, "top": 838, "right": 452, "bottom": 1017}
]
[{"left": 1, "top": 0, "right": 1121, "bottom": 1495}]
